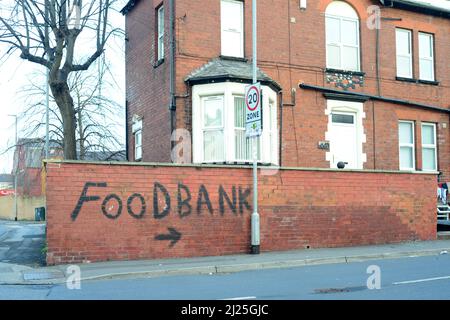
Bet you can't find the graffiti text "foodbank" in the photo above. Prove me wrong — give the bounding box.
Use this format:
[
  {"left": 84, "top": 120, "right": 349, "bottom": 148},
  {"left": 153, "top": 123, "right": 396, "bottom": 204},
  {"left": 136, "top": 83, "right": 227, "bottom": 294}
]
[{"left": 70, "top": 182, "right": 253, "bottom": 221}]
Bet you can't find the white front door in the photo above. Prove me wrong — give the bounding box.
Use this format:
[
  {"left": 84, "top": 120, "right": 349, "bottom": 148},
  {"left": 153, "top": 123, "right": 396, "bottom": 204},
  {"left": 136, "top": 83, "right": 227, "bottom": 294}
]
[{"left": 329, "top": 111, "right": 358, "bottom": 169}]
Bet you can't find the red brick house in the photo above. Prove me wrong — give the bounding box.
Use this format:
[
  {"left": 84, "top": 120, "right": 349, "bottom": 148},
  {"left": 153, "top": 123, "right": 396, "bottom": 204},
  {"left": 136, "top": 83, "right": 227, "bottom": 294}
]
[{"left": 122, "top": 0, "right": 449, "bottom": 180}]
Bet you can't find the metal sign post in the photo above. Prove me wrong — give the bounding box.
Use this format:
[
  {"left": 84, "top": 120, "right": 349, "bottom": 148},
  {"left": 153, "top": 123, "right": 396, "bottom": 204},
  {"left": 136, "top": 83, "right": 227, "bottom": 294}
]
[{"left": 247, "top": 0, "right": 260, "bottom": 255}]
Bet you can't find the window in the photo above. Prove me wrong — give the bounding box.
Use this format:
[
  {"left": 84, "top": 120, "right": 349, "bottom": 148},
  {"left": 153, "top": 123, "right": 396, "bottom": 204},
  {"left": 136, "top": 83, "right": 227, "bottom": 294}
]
[
  {"left": 132, "top": 116, "right": 143, "bottom": 161},
  {"left": 396, "top": 28, "right": 413, "bottom": 78},
  {"left": 234, "top": 96, "right": 261, "bottom": 161},
  {"left": 421, "top": 123, "right": 437, "bottom": 171},
  {"left": 399, "top": 121, "right": 415, "bottom": 170},
  {"left": 135, "top": 130, "right": 142, "bottom": 160},
  {"left": 192, "top": 82, "right": 278, "bottom": 164},
  {"left": 157, "top": 5, "right": 164, "bottom": 61},
  {"left": 221, "top": 0, "right": 244, "bottom": 58},
  {"left": 202, "top": 96, "right": 225, "bottom": 162},
  {"left": 419, "top": 33, "right": 435, "bottom": 81},
  {"left": 325, "top": 1, "right": 360, "bottom": 71},
  {"left": 332, "top": 113, "right": 354, "bottom": 124}
]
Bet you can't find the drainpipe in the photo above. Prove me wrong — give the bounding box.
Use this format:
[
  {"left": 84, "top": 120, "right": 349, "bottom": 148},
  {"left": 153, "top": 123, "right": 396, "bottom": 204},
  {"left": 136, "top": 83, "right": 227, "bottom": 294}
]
[
  {"left": 169, "top": 0, "right": 176, "bottom": 155},
  {"left": 279, "top": 89, "right": 296, "bottom": 166},
  {"left": 125, "top": 101, "right": 129, "bottom": 161}
]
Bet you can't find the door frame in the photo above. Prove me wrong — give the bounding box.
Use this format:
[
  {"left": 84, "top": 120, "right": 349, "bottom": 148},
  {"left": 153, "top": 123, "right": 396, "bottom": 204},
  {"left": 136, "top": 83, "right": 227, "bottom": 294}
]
[{"left": 324, "top": 99, "right": 367, "bottom": 169}]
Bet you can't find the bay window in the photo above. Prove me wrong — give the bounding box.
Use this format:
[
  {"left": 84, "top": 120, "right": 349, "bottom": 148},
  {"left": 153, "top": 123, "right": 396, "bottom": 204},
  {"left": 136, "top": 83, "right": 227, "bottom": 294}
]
[{"left": 193, "top": 82, "right": 278, "bottom": 165}]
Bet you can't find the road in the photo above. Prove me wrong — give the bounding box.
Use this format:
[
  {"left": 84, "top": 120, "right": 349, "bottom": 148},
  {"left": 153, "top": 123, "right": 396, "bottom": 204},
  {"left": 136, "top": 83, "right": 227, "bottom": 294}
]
[
  {"left": 0, "top": 221, "right": 46, "bottom": 267},
  {"left": 0, "top": 254, "right": 449, "bottom": 300}
]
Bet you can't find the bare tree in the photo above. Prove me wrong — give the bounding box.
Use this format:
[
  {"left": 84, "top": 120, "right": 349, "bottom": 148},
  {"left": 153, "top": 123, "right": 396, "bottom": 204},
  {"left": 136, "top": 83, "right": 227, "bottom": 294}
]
[
  {"left": 0, "top": 0, "right": 122, "bottom": 159},
  {"left": 19, "top": 59, "right": 125, "bottom": 160}
]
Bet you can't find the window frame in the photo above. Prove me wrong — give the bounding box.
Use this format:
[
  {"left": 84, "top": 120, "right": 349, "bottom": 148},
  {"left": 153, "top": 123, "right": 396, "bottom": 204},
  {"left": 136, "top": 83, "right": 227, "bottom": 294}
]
[
  {"left": 220, "top": 0, "right": 244, "bottom": 58},
  {"left": 134, "top": 129, "right": 142, "bottom": 161},
  {"left": 398, "top": 120, "right": 415, "bottom": 171},
  {"left": 418, "top": 32, "right": 435, "bottom": 81},
  {"left": 233, "top": 95, "right": 261, "bottom": 162},
  {"left": 156, "top": 5, "right": 165, "bottom": 62},
  {"left": 421, "top": 122, "right": 437, "bottom": 172},
  {"left": 395, "top": 28, "right": 413, "bottom": 79},
  {"left": 201, "top": 95, "right": 226, "bottom": 163},
  {"left": 325, "top": 8, "right": 361, "bottom": 71}
]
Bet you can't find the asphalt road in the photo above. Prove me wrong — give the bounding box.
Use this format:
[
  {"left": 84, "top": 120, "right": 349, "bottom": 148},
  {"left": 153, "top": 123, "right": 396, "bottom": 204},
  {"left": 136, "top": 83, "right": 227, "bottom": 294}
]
[
  {"left": 0, "top": 221, "right": 46, "bottom": 267},
  {"left": 0, "top": 254, "right": 449, "bottom": 300}
]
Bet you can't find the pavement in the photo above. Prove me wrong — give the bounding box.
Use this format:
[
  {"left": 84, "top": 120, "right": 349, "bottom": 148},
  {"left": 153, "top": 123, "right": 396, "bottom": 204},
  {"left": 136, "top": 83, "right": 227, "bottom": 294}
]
[
  {"left": 1, "top": 234, "right": 450, "bottom": 286},
  {"left": 0, "top": 220, "right": 46, "bottom": 267}
]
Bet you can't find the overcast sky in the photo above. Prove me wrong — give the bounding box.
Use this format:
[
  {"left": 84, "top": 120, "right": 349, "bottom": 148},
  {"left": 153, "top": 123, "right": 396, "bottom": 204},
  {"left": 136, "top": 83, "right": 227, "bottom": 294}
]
[{"left": 0, "top": 1, "right": 127, "bottom": 174}]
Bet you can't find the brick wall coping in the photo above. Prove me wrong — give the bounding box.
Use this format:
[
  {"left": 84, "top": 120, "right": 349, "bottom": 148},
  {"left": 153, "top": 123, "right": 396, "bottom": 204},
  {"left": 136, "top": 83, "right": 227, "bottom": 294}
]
[{"left": 43, "top": 160, "right": 438, "bottom": 176}]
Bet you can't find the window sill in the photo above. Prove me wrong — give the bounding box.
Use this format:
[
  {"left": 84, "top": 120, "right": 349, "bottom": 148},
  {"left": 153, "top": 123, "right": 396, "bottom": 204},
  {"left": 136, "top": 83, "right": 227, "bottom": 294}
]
[
  {"left": 396, "top": 76, "right": 416, "bottom": 83},
  {"left": 418, "top": 79, "right": 440, "bottom": 86},
  {"left": 396, "top": 77, "right": 440, "bottom": 86},
  {"left": 325, "top": 68, "right": 365, "bottom": 77},
  {"left": 200, "top": 161, "right": 274, "bottom": 166},
  {"left": 219, "top": 55, "right": 247, "bottom": 63},
  {"left": 153, "top": 58, "right": 165, "bottom": 68}
]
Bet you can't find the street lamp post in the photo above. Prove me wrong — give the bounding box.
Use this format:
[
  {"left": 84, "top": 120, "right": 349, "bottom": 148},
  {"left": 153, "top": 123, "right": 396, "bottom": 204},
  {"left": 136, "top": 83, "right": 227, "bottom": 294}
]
[
  {"left": 8, "top": 114, "right": 18, "bottom": 221},
  {"left": 250, "top": 0, "right": 260, "bottom": 254}
]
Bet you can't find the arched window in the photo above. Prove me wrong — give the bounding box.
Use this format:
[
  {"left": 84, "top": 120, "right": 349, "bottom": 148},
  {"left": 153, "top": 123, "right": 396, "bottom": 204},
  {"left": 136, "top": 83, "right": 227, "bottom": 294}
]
[{"left": 325, "top": 1, "right": 360, "bottom": 71}]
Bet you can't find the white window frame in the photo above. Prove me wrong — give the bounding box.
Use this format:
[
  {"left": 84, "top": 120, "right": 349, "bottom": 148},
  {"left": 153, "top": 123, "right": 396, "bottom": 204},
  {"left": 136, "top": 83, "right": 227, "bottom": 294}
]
[
  {"left": 421, "top": 122, "right": 437, "bottom": 172},
  {"left": 398, "top": 120, "right": 415, "bottom": 171},
  {"left": 132, "top": 116, "right": 143, "bottom": 161},
  {"left": 201, "top": 95, "right": 225, "bottom": 162},
  {"left": 134, "top": 130, "right": 142, "bottom": 161},
  {"left": 233, "top": 95, "right": 261, "bottom": 162},
  {"left": 221, "top": 0, "right": 244, "bottom": 58},
  {"left": 192, "top": 82, "right": 278, "bottom": 165},
  {"left": 325, "top": 2, "right": 361, "bottom": 72},
  {"left": 395, "top": 28, "right": 413, "bottom": 79},
  {"left": 418, "top": 32, "right": 435, "bottom": 81},
  {"left": 157, "top": 5, "right": 164, "bottom": 61}
]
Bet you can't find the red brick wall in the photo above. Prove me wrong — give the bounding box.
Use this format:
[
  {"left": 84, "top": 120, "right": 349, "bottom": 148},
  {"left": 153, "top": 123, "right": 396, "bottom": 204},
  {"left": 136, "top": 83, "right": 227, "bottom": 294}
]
[
  {"left": 125, "top": 0, "right": 172, "bottom": 162},
  {"left": 124, "top": 0, "right": 450, "bottom": 180},
  {"left": 46, "top": 161, "right": 437, "bottom": 265}
]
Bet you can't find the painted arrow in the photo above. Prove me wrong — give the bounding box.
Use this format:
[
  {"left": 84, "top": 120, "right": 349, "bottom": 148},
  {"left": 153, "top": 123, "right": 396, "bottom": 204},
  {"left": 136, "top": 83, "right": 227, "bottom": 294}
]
[{"left": 154, "top": 227, "right": 182, "bottom": 247}]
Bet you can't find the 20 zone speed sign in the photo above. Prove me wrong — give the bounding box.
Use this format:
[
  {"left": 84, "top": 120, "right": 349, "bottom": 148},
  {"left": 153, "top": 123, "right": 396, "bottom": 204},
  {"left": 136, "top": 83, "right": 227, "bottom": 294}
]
[{"left": 245, "top": 83, "right": 262, "bottom": 138}]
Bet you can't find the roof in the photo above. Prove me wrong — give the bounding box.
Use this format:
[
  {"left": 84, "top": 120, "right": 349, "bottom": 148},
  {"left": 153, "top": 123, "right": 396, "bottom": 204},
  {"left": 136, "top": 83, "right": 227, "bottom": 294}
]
[
  {"left": 185, "top": 57, "right": 282, "bottom": 91},
  {"left": 379, "top": 0, "right": 450, "bottom": 17},
  {"left": 121, "top": 0, "right": 141, "bottom": 15},
  {"left": 17, "top": 138, "right": 61, "bottom": 149},
  {"left": 83, "top": 150, "right": 127, "bottom": 162},
  {"left": 121, "top": 0, "right": 450, "bottom": 17}
]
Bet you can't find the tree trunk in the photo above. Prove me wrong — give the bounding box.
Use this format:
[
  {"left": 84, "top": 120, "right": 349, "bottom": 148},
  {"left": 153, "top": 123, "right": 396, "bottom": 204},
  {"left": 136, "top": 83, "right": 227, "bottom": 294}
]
[
  {"left": 50, "top": 81, "right": 77, "bottom": 160},
  {"left": 78, "top": 111, "right": 85, "bottom": 160}
]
